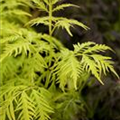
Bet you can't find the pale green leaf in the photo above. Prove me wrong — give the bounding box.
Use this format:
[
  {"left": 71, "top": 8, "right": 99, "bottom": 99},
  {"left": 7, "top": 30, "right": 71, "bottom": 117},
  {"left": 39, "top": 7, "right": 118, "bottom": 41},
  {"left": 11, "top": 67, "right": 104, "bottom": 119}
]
[
  {"left": 32, "top": 0, "right": 48, "bottom": 12},
  {"left": 81, "top": 55, "right": 104, "bottom": 85},
  {"left": 53, "top": 3, "right": 79, "bottom": 12},
  {"left": 17, "top": 91, "right": 35, "bottom": 120},
  {"left": 54, "top": 18, "right": 89, "bottom": 36},
  {"left": 83, "top": 44, "right": 113, "bottom": 54},
  {"left": 31, "top": 89, "right": 53, "bottom": 120},
  {"left": 74, "top": 42, "right": 95, "bottom": 55},
  {"left": 26, "top": 17, "right": 50, "bottom": 26}
]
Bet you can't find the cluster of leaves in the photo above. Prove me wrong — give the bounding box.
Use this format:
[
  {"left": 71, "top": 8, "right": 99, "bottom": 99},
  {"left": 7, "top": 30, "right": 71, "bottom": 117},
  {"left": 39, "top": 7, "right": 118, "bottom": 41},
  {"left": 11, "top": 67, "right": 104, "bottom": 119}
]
[
  {"left": 0, "top": 0, "right": 119, "bottom": 120},
  {"left": 59, "top": 0, "right": 120, "bottom": 72},
  {"left": 60, "top": 0, "right": 120, "bottom": 119}
]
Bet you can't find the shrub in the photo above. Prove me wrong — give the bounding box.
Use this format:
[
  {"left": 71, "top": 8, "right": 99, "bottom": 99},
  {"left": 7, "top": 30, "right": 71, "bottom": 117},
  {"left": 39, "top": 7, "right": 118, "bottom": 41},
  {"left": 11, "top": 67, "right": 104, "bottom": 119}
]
[{"left": 0, "top": 0, "right": 119, "bottom": 120}]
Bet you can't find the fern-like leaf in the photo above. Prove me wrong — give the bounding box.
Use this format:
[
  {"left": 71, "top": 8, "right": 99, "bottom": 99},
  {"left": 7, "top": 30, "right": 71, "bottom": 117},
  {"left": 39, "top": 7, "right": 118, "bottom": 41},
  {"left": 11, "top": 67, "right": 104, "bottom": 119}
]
[
  {"left": 26, "top": 17, "right": 50, "bottom": 26},
  {"left": 83, "top": 44, "right": 113, "bottom": 54},
  {"left": 53, "top": 4, "right": 79, "bottom": 12},
  {"left": 54, "top": 18, "right": 89, "bottom": 36},
  {"left": 74, "top": 42, "right": 119, "bottom": 84},
  {"left": 16, "top": 91, "right": 35, "bottom": 120},
  {"left": 91, "top": 54, "right": 119, "bottom": 78},
  {"left": 74, "top": 42, "right": 95, "bottom": 55},
  {"left": 0, "top": 85, "right": 28, "bottom": 120},
  {"left": 1, "top": 9, "right": 32, "bottom": 17},
  {"left": 31, "top": 89, "right": 53, "bottom": 120},
  {"left": 81, "top": 54, "right": 104, "bottom": 84},
  {"left": 56, "top": 49, "right": 83, "bottom": 90},
  {"left": 0, "top": 40, "right": 30, "bottom": 62},
  {"left": 32, "top": 0, "right": 48, "bottom": 12}
]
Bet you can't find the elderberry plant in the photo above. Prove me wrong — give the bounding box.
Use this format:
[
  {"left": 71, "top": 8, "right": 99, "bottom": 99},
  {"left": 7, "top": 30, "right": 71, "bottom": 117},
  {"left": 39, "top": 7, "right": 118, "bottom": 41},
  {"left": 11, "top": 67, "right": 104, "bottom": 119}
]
[{"left": 0, "top": 0, "right": 119, "bottom": 120}]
